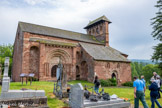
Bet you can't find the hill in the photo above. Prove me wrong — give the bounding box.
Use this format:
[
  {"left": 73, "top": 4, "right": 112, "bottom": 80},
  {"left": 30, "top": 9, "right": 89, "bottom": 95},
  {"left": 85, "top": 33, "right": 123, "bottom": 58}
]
[{"left": 130, "top": 59, "right": 156, "bottom": 64}]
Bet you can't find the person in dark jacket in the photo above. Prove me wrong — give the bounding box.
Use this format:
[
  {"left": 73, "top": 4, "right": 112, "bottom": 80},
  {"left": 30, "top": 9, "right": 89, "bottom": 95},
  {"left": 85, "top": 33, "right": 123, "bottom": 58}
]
[
  {"left": 94, "top": 76, "right": 100, "bottom": 93},
  {"left": 149, "top": 78, "right": 162, "bottom": 108}
]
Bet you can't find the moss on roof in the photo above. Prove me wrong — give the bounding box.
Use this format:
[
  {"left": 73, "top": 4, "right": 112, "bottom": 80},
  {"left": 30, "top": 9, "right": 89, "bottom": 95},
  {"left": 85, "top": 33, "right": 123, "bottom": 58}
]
[
  {"left": 84, "top": 15, "right": 112, "bottom": 29},
  {"left": 29, "top": 38, "right": 77, "bottom": 47},
  {"left": 19, "top": 22, "right": 103, "bottom": 45}
]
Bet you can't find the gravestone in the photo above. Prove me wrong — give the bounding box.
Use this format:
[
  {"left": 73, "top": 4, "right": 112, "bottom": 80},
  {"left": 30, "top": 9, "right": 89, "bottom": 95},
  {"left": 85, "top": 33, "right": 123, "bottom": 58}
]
[
  {"left": 69, "top": 83, "right": 84, "bottom": 108},
  {"left": 69, "top": 83, "right": 130, "bottom": 108},
  {"left": 1, "top": 57, "right": 10, "bottom": 92},
  {"left": 0, "top": 57, "right": 48, "bottom": 108}
]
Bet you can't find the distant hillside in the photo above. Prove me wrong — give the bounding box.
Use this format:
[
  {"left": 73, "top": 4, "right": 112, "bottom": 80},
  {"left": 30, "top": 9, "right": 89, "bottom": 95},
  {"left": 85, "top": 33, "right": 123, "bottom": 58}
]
[{"left": 130, "top": 59, "right": 156, "bottom": 64}]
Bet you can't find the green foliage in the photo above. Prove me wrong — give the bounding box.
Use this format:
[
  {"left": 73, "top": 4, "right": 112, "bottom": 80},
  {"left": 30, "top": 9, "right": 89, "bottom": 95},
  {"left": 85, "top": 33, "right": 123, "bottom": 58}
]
[
  {"left": 100, "top": 79, "right": 111, "bottom": 87},
  {"left": 68, "top": 80, "right": 94, "bottom": 87},
  {"left": 131, "top": 63, "right": 139, "bottom": 79},
  {"left": 131, "top": 62, "right": 162, "bottom": 83},
  {"left": 151, "top": 0, "right": 162, "bottom": 41},
  {"left": 152, "top": 43, "right": 162, "bottom": 72},
  {"left": 0, "top": 81, "right": 161, "bottom": 107},
  {"left": 122, "top": 81, "right": 133, "bottom": 87},
  {"left": 151, "top": 0, "right": 162, "bottom": 72},
  {"left": 0, "top": 44, "right": 13, "bottom": 77},
  {"left": 100, "top": 78, "right": 117, "bottom": 87},
  {"left": 141, "top": 64, "right": 161, "bottom": 82}
]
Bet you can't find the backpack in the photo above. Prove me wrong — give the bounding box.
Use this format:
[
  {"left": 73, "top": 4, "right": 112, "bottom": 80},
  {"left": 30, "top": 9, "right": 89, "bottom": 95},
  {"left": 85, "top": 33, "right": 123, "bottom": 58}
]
[{"left": 96, "top": 80, "right": 100, "bottom": 87}]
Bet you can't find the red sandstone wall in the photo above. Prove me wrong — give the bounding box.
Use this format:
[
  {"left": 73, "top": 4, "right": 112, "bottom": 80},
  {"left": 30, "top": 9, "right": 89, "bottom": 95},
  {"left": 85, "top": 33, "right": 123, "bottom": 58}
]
[
  {"left": 15, "top": 32, "right": 81, "bottom": 81},
  {"left": 12, "top": 31, "right": 131, "bottom": 84},
  {"left": 12, "top": 27, "right": 24, "bottom": 82},
  {"left": 94, "top": 61, "right": 131, "bottom": 85}
]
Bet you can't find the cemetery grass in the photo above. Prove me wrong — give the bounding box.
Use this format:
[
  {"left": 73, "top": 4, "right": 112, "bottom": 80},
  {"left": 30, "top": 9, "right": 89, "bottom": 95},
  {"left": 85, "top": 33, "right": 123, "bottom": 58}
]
[{"left": 0, "top": 81, "right": 162, "bottom": 108}]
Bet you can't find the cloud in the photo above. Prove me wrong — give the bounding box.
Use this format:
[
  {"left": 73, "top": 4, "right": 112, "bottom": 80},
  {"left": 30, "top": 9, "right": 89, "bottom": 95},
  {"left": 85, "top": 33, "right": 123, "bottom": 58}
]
[{"left": 0, "top": 0, "right": 158, "bottom": 59}]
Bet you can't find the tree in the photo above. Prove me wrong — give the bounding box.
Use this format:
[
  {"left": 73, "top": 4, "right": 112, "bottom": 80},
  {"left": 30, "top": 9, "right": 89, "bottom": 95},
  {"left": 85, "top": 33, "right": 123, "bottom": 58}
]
[
  {"left": 131, "top": 63, "right": 139, "bottom": 80},
  {"left": 151, "top": 0, "right": 162, "bottom": 74},
  {"left": 0, "top": 44, "right": 13, "bottom": 77},
  {"left": 141, "top": 64, "right": 161, "bottom": 82}
]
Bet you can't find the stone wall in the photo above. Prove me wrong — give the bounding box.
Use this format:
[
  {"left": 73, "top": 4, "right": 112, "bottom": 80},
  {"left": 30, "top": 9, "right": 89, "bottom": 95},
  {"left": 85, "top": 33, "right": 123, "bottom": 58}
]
[
  {"left": 12, "top": 31, "right": 81, "bottom": 81},
  {"left": 12, "top": 30, "right": 131, "bottom": 85},
  {"left": 94, "top": 61, "right": 131, "bottom": 85},
  {"left": 12, "top": 27, "right": 24, "bottom": 82}
]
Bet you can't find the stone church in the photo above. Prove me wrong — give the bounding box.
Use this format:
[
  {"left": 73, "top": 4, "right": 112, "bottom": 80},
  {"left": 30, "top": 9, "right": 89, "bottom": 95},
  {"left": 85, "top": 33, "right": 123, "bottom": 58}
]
[{"left": 12, "top": 15, "right": 131, "bottom": 85}]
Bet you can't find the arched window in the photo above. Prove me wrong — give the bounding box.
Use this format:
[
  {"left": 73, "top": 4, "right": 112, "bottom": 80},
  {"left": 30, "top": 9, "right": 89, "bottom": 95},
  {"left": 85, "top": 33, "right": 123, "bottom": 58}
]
[
  {"left": 100, "top": 25, "right": 102, "bottom": 31},
  {"left": 117, "top": 63, "right": 120, "bottom": 68},
  {"left": 29, "top": 46, "right": 39, "bottom": 79},
  {"left": 81, "top": 61, "right": 88, "bottom": 80},
  {"left": 112, "top": 73, "right": 116, "bottom": 79},
  {"left": 96, "top": 27, "right": 99, "bottom": 34},
  {"left": 106, "top": 63, "right": 110, "bottom": 68},
  {"left": 93, "top": 29, "right": 95, "bottom": 34},
  {"left": 76, "top": 65, "right": 80, "bottom": 80}
]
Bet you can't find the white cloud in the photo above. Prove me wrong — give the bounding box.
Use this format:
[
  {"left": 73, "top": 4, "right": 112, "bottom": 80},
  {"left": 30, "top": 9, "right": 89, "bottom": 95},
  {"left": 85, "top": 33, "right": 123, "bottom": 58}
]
[{"left": 0, "top": 0, "right": 158, "bottom": 59}]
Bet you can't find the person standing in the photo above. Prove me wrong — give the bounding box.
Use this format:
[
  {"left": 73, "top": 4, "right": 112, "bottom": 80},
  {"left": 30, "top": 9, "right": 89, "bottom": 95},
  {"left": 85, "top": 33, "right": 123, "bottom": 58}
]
[
  {"left": 133, "top": 76, "right": 148, "bottom": 108},
  {"left": 153, "top": 72, "right": 160, "bottom": 80},
  {"left": 155, "top": 76, "right": 161, "bottom": 98},
  {"left": 152, "top": 72, "right": 161, "bottom": 98},
  {"left": 94, "top": 76, "right": 100, "bottom": 94},
  {"left": 149, "top": 78, "right": 162, "bottom": 108},
  {"left": 141, "top": 75, "right": 146, "bottom": 84}
]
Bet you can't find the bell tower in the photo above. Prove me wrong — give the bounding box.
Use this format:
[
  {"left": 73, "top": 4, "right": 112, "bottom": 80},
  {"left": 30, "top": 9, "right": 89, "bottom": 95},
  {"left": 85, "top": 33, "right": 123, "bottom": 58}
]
[{"left": 84, "top": 15, "right": 111, "bottom": 46}]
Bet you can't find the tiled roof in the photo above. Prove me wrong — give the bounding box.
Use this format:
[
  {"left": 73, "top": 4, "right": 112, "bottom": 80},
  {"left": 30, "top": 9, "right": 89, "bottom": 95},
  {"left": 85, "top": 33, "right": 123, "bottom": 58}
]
[
  {"left": 84, "top": 15, "right": 112, "bottom": 29},
  {"left": 29, "top": 37, "right": 78, "bottom": 47},
  {"left": 80, "top": 42, "right": 130, "bottom": 62},
  {"left": 18, "top": 22, "right": 103, "bottom": 44}
]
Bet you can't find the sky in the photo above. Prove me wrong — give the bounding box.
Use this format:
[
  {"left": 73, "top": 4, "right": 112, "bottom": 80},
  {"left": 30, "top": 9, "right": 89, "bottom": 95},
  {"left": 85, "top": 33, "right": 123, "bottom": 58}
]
[{"left": 0, "top": 0, "right": 159, "bottom": 60}]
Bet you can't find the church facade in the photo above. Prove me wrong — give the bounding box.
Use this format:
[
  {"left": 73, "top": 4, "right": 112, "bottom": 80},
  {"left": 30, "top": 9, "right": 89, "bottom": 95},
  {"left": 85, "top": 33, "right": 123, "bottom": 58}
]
[{"left": 12, "top": 16, "right": 131, "bottom": 85}]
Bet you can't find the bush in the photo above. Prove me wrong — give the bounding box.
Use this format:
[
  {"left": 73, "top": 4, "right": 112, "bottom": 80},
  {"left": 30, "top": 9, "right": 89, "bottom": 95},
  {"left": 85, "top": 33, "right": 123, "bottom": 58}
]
[
  {"left": 100, "top": 78, "right": 117, "bottom": 87},
  {"left": 100, "top": 79, "right": 111, "bottom": 87},
  {"left": 122, "top": 81, "right": 133, "bottom": 87}
]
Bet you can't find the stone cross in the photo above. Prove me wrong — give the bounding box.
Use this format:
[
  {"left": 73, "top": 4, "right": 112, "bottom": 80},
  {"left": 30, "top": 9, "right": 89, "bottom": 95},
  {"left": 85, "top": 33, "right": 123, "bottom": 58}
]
[
  {"left": 69, "top": 83, "right": 84, "bottom": 108},
  {"left": 1, "top": 57, "right": 10, "bottom": 92},
  {"left": 4, "top": 57, "right": 9, "bottom": 77}
]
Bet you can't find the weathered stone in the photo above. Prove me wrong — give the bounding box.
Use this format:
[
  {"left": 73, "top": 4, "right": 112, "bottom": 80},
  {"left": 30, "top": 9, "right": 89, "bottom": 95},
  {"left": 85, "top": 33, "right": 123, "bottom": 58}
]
[
  {"left": 0, "top": 57, "right": 47, "bottom": 107},
  {"left": 69, "top": 83, "right": 84, "bottom": 108},
  {"left": 0, "top": 97, "right": 48, "bottom": 108},
  {"left": 12, "top": 16, "right": 131, "bottom": 85},
  {"left": 69, "top": 83, "right": 130, "bottom": 108},
  {"left": 1, "top": 57, "right": 10, "bottom": 92}
]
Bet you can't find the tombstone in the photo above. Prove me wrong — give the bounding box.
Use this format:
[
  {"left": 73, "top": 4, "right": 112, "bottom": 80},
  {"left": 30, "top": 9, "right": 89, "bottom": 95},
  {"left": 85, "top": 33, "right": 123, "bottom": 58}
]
[
  {"left": 69, "top": 83, "right": 130, "bottom": 108},
  {"left": 0, "top": 57, "right": 49, "bottom": 108},
  {"left": 54, "top": 61, "right": 68, "bottom": 99},
  {"left": 69, "top": 83, "right": 84, "bottom": 108},
  {"left": 1, "top": 57, "right": 10, "bottom": 92}
]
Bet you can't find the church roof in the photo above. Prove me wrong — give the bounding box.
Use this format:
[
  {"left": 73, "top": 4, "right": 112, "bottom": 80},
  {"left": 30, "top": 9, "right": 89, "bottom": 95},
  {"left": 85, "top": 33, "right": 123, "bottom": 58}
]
[
  {"left": 80, "top": 42, "right": 130, "bottom": 62},
  {"left": 18, "top": 22, "right": 103, "bottom": 44},
  {"left": 84, "top": 15, "right": 112, "bottom": 29}
]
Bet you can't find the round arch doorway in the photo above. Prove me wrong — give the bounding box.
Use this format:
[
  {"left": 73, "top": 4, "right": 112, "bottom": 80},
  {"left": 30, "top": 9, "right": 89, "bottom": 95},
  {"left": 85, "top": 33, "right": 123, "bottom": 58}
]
[
  {"left": 112, "top": 73, "right": 116, "bottom": 79},
  {"left": 51, "top": 65, "right": 58, "bottom": 78}
]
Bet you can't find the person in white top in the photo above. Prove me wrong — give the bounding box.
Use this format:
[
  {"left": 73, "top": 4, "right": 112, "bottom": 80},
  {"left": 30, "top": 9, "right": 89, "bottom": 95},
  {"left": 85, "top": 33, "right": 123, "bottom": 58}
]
[{"left": 152, "top": 72, "right": 161, "bottom": 99}]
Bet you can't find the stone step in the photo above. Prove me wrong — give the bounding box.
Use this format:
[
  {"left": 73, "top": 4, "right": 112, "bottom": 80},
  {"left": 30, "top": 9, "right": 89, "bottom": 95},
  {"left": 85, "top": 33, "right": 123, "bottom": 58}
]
[
  {"left": 85, "top": 102, "right": 130, "bottom": 108},
  {"left": 84, "top": 99, "right": 130, "bottom": 108}
]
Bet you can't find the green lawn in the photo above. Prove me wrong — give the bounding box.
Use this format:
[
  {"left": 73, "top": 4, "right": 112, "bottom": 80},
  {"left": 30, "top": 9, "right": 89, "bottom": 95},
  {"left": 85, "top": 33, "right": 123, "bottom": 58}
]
[{"left": 0, "top": 81, "right": 162, "bottom": 108}]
